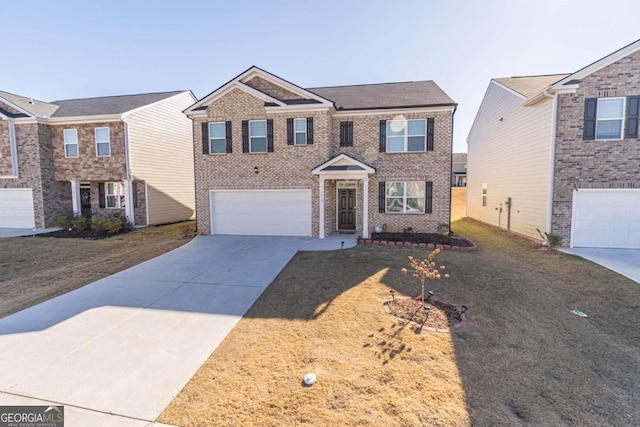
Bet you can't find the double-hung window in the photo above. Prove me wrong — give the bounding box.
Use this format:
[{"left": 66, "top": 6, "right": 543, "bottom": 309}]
[
  {"left": 208, "top": 122, "right": 226, "bottom": 154},
  {"left": 595, "top": 98, "right": 624, "bottom": 140},
  {"left": 106, "top": 182, "right": 125, "bottom": 208},
  {"left": 294, "top": 118, "right": 307, "bottom": 145},
  {"left": 386, "top": 119, "right": 426, "bottom": 152},
  {"left": 63, "top": 129, "right": 78, "bottom": 158},
  {"left": 249, "top": 120, "right": 267, "bottom": 153},
  {"left": 386, "top": 181, "right": 425, "bottom": 213},
  {"left": 95, "top": 127, "right": 111, "bottom": 157}
]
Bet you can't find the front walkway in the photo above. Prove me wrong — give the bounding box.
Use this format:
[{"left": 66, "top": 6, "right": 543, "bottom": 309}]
[{"left": 0, "top": 235, "right": 354, "bottom": 426}]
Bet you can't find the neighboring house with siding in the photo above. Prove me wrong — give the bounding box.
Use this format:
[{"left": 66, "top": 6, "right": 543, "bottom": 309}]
[
  {"left": 467, "top": 38, "right": 640, "bottom": 249},
  {"left": 451, "top": 152, "right": 467, "bottom": 187},
  {"left": 184, "top": 66, "right": 456, "bottom": 238},
  {"left": 0, "top": 90, "right": 196, "bottom": 229}
]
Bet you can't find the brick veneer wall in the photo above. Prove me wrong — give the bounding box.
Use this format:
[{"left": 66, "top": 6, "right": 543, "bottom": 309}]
[
  {"left": 194, "top": 88, "right": 331, "bottom": 235},
  {"left": 134, "top": 180, "right": 147, "bottom": 225},
  {"left": 332, "top": 111, "right": 452, "bottom": 235},
  {"left": 0, "top": 101, "right": 24, "bottom": 116},
  {"left": 0, "top": 122, "right": 71, "bottom": 228},
  {"left": 552, "top": 49, "right": 640, "bottom": 246},
  {"left": 51, "top": 122, "right": 127, "bottom": 181},
  {"left": 194, "top": 87, "right": 453, "bottom": 237},
  {"left": 0, "top": 121, "right": 11, "bottom": 175},
  {"left": 244, "top": 76, "right": 305, "bottom": 101}
]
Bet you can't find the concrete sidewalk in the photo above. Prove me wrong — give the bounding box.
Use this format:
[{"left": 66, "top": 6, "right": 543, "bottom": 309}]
[
  {"left": 560, "top": 247, "right": 640, "bottom": 284},
  {"left": 0, "top": 234, "right": 356, "bottom": 425}
]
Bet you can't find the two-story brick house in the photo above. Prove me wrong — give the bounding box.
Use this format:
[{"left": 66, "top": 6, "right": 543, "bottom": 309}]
[
  {"left": 467, "top": 38, "right": 640, "bottom": 249},
  {"left": 184, "top": 67, "right": 456, "bottom": 238},
  {"left": 0, "top": 90, "right": 196, "bottom": 229}
]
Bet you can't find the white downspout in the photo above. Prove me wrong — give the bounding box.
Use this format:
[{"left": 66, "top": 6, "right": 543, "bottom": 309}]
[
  {"left": 121, "top": 117, "right": 135, "bottom": 224},
  {"left": 8, "top": 121, "right": 19, "bottom": 177},
  {"left": 319, "top": 176, "right": 325, "bottom": 238},
  {"left": 544, "top": 89, "right": 558, "bottom": 234}
]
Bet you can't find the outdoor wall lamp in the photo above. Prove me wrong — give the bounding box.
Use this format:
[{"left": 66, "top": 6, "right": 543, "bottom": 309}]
[{"left": 254, "top": 166, "right": 259, "bottom": 174}]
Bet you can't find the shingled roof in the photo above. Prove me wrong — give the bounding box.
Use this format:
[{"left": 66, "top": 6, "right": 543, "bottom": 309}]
[
  {"left": 0, "top": 90, "right": 59, "bottom": 118},
  {"left": 50, "top": 91, "right": 185, "bottom": 117},
  {"left": 307, "top": 81, "right": 455, "bottom": 110},
  {"left": 493, "top": 74, "right": 570, "bottom": 99}
]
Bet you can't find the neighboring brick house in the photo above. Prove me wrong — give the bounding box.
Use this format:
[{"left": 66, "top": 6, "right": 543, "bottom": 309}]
[
  {"left": 467, "top": 38, "right": 640, "bottom": 249},
  {"left": 184, "top": 66, "right": 456, "bottom": 238},
  {"left": 0, "top": 90, "right": 196, "bottom": 229}
]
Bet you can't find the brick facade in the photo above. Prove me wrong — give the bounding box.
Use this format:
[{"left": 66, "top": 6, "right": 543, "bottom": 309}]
[
  {"left": 51, "top": 122, "right": 127, "bottom": 181},
  {"left": 0, "top": 122, "right": 71, "bottom": 228},
  {"left": 244, "top": 76, "right": 305, "bottom": 101},
  {"left": 0, "top": 121, "right": 12, "bottom": 175},
  {"left": 552, "top": 49, "right": 640, "bottom": 245},
  {"left": 193, "top": 87, "right": 453, "bottom": 237}
]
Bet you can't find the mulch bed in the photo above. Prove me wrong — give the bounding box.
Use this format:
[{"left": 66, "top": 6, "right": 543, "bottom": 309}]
[
  {"left": 384, "top": 297, "right": 467, "bottom": 332},
  {"left": 371, "top": 232, "right": 474, "bottom": 247},
  {"left": 36, "top": 229, "right": 125, "bottom": 240}
]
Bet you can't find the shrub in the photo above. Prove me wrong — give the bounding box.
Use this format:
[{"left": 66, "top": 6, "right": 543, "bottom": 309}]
[
  {"left": 71, "top": 215, "right": 91, "bottom": 232},
  {"left": 536, "top": 228, "right": 563, "bottom": 250},
  {"left": 91, "top": 217, "right": 123, "bottom": 235},
  {"left": 54, "top": 215, "right": 73, "bottom": 229}
]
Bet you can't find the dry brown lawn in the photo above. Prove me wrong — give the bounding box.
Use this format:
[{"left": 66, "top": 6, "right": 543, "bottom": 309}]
[
  {"left": 0, "top": 221, "right": 194, "bottom": 318},
  {"left": 451, "top": 187, "right": 466, "bottom": 221},
  {"left": 161, "top": 218, "right": 639, "bottom": 426}
]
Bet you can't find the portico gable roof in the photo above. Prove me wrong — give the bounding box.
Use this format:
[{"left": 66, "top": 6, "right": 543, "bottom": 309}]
[{"left": 311, "top": 154, "right": 375, "bottom": 175}]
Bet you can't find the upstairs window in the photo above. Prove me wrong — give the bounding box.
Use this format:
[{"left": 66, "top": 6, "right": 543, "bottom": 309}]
[
  {"left": 249, "top": 120, "right": 267, "bottom": 153},
  {"left": 95, "top": 127, "right": 110, "bottom": 157},
  {"left": 208, "top": 122, "right": 226, "bottom": 154},
  {"left": 294, "top": 118, "right": 307, "bottom": 145},
  {"left": 584, "top": 96, "right": 640, "bottom": 140},
  {"left": 386, "top": 119, "right": 426, "bottom": 152},
  {"left": 63, "top": 129, "right": 78, "bottom": 158},
  {"left": 596, "top": 98, "right": 624, "bottom": 140}
]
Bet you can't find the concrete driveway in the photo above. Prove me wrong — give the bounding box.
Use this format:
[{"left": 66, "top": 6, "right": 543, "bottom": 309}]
[
  {"left": 0, "top": 234, "right": 355, "bottom": 426},
  {"left": 561, "top": 247, "right": 640, "bottom": 284}
]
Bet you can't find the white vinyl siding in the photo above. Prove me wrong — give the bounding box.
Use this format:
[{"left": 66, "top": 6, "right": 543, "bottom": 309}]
[
  {"left": 126, "top": 91, "right": 196, "bottom": 225},
  {"left": 466, "top": 82, "right": 554, "bottom": 240}
]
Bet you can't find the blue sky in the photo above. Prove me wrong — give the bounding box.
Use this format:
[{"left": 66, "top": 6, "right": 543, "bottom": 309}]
[{"left": 2, "top": 0, "right": 640, "bottom": 152}]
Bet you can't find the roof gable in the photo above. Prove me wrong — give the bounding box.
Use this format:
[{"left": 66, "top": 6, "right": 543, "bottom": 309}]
[
  {"left": 185, "top": 66, "right": 333, "bottom": 115},
  {"left": 552, "top": 38, "right": 640, "bottom": 89},
  {"left": 0, "top": 90, "right": 58, "bottom": 118},
  {"left": 312, "top": 154, "right": 375, "bottom": 175}
]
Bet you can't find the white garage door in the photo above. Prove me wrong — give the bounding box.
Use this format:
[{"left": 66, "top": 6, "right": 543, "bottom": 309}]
[
  {"left": 0, "top": 189, "right": 36, "bottom": 228},
  {"left": 210, "top": 190, "right": 312, "bottom": 236},
  {"left": 572, "top": 189, "right": 640, "bottom": 249}
]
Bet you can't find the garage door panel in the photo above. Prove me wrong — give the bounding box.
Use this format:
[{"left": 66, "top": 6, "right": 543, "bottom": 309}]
[
  {"left": 0, "top": 189, "right": 36, "bottom": 228},
  {"left": 572, "top": 190, "right": 640, "bottom": 249},
  {"left": 211, "top": 190, "right": 311, "bottom": 237}
]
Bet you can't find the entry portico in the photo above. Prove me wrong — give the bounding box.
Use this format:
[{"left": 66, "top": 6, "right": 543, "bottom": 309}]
[{"left": 312, "top": 154, "right": 375, "bottom": 239}]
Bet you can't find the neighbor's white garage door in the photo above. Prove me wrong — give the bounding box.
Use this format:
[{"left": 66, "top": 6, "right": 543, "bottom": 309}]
[
  {"left": 572, "top": 189, "right": 640, "bottom": 249},
  {"left": 210, "top": 190, "right": 312, "bottom": 236},
  {"left": 0, "top": 189, "right": 36, "bottom": 228}
]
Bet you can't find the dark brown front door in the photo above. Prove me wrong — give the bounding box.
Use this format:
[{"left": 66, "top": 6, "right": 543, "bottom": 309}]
[
  {"left": 338, "top": 189, "right": 355, "bottom": 230},
  {"left": 80, "top": 188, "right": 92, "bottom": 218}
]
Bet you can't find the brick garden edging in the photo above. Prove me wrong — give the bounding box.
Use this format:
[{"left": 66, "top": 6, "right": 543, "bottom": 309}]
[{"left": 357, "top": 238, "right": 478, "bottom": 252}]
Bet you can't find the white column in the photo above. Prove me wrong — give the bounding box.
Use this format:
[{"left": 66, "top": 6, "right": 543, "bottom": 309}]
[
  {"left": 70, "top": 180, "right": 81, "bottom": 216},
  {"left": 124, "top": 179, "right": 135, "bottom": 224},
  {"left": 319, "top": 176, "right": 325, "bottom": 239},
  {"left": 362, "top": 176, "right": 369, "bottom": 238}
]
